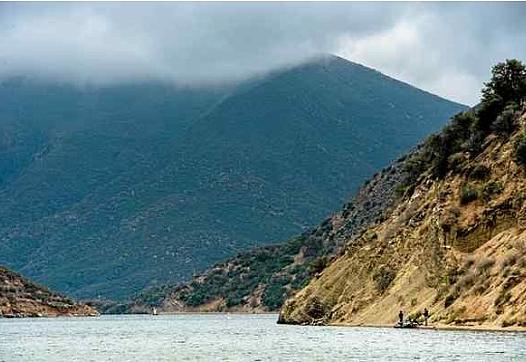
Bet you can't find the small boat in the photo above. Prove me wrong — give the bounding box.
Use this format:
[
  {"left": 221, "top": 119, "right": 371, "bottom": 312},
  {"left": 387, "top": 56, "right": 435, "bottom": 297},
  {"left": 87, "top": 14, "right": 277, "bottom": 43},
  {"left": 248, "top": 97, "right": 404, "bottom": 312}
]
[{"left": 394, "top": 320, "right": 420, "bottom": 329}]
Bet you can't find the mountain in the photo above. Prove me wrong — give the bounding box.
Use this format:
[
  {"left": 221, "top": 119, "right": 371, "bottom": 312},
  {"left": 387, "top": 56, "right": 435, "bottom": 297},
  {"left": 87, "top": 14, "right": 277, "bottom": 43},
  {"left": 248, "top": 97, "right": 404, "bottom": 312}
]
[
  {"left": 0, "top": 266, "right": 97, "bottom": 317},
  {"left": 279, "top": 60, "right": 526, "bottom": 329},
  {"left": 0, "top": 55, "right": 466, "bottom": 300}
]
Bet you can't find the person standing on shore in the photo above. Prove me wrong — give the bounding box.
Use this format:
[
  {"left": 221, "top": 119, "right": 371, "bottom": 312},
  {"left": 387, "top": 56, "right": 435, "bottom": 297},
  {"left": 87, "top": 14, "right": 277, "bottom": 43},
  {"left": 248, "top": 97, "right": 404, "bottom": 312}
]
[
  {"left": 423, "top": 308, "right": 429, "bottom": 326},
  {"left": 398, "top": 310, "right": 404, "bottom": 326}
]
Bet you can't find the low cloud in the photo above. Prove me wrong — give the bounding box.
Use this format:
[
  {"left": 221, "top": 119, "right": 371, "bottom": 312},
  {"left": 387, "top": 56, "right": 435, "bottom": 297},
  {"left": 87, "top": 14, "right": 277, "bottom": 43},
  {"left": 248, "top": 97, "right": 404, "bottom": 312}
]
[{"left": 0, "top": 2, "right": 525, "bottom": 104}]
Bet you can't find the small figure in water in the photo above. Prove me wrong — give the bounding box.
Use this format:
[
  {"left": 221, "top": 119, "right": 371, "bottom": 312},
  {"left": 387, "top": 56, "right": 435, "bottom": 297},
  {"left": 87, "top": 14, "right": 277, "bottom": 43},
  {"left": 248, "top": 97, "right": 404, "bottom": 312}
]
[
  {"left": 423, "top": 308, "right": 429, "bottom": 326},
  {"left": 398, "top": 310, "right": 404, "bottom": 326}
]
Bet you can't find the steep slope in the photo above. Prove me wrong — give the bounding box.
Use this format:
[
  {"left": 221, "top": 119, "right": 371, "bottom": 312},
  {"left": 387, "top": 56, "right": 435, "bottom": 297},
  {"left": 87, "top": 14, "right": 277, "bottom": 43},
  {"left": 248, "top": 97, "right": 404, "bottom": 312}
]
[
  {"left": 0, "top": 55, "right": 465, "bottom": 300},
  {"left": 0, "top": 266, "right": 97, "bottom": 317},
  {"left": 279, "top": 60, "right": 526, "bottom": 329},
  {"left": 128, "top": 155, "right": 409, "bottom": 313}
]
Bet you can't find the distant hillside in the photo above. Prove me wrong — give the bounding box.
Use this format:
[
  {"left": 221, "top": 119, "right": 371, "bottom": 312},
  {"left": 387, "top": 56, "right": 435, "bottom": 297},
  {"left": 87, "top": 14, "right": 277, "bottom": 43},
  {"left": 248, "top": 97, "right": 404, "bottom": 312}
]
[
  {"left": 280, "top": 60, "right": 526, "bottom": 329},
  {"left": 127, "top": 155, "right": 408, "bottom": 313},
  {"left": 0, "top": 55, "right": 465, "bottom": 300},
  {"left": 0, "top": 266, "right": 97, "bottom": 317}
]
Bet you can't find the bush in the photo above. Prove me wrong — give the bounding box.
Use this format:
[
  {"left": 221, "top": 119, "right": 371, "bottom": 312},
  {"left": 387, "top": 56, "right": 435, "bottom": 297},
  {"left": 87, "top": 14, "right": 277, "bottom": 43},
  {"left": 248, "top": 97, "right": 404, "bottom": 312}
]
[
  {"left": 425, "top": 134, "right": 450, "bottom": 178},
  {"left": 460, "top": 184, "right": 479, "bottom": 205},
  {"left": 476, "top": 95, "right": 504, "bottom": 133},
  {"left": 449, "top": 111, "right": 477, "bottom": 142},
  {"left": 483, "top": 180, "right": 504, "bottom": 201},
  {"left": 465, "top": 131, "right": 486, "bottom": 156},
  {"left": 501, "top": 251, "right": 519, "bottom": 268},
  {"left": 492, "top": 103, "right": 519, "bottom": 136},
  {"left": 469, "top": 164, "right": 491, "bottom": 180},
  {"left": 408, "top": 110, "right": 484, "bottom": 180},
  {"left": 183, "top": 289, "right": 210, "bottom": 307},
  {"left": 475, "top": 60, "right": 526, "bottom": 134},
  {"left": 262, "top": 282, "right": 288, "bottom": 310},
  {"left": 514, "top": 133, "right": 526, "bottom": 167},
  {"left": 305, "top": 296, "right": 328, "bottom": 319},
  {"left": 373, "top": 267, "right": 396, "bottom": 293},
  {"left": 419, "top": 115, "right": 475, "bottom": 179},
  {"left": 473, "top": 280, "right": 491, "bottom": 296},
  {"left": 476, "top": 257, "right": 495, "bottom": 274},
  {"left": 448, "top": 153, "right": 469, "bottom": 172},
  {"left": 309, "top": 256, "right": 329, "bottom": 275},
  {"left": 402, "top": 153, "right": 427, "bottom": 186},
  {"left": 457, "top": 272, "right": 476, "bottom": 291},
  {"left": 494, "top": 290, "right": 512, "bottom": 307},
  {"left": 444, "top": 293, "right": 458, "bottom": 308}
]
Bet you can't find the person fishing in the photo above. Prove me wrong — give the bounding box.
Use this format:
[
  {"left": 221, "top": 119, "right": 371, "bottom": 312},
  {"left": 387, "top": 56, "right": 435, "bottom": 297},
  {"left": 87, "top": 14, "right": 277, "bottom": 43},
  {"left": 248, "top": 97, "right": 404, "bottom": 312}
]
[
  {"left": 423, "top": 308, "right": 429, "bottom": 326},
  {"left": 398, "top": 310, "right": 404, "bottom": 326}
]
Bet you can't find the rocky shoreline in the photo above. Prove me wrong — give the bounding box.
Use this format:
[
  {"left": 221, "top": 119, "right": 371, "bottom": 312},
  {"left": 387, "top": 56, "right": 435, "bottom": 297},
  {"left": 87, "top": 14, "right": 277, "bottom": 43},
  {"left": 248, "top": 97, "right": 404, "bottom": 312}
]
[{"left": 0, "top": 266, "right": 98, "bottom": 318}]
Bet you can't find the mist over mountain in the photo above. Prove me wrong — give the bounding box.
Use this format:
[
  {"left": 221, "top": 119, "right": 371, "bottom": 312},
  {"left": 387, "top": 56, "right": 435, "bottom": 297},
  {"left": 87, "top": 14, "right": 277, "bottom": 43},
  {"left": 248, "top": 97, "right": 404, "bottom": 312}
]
[
  {"left": 3, "top": 2, "right": 526, "bottom": 105},
  {"left": 0, "top": 55, "right": 465, "bottom": 299}
]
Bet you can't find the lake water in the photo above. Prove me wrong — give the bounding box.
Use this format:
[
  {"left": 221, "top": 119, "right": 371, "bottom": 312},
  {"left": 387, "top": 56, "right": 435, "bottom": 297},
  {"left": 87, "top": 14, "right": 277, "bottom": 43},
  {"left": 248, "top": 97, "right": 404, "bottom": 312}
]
[{"left": 1, "top": 314, "right": 525, "bottom": 361}]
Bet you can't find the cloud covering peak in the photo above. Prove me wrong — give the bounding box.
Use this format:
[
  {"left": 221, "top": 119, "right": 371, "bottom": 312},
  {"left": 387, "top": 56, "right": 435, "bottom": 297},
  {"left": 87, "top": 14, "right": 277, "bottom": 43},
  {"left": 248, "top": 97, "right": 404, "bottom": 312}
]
[{"left": 1, "top": 2, "right": 525, "bottom": 104}]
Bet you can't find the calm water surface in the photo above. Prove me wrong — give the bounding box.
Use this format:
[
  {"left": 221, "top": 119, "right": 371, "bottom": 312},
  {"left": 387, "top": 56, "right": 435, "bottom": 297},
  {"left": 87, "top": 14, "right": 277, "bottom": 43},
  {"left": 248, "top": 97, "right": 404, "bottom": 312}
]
[{"left": 1, "top": 314, "right": 525, "bottom": 361}]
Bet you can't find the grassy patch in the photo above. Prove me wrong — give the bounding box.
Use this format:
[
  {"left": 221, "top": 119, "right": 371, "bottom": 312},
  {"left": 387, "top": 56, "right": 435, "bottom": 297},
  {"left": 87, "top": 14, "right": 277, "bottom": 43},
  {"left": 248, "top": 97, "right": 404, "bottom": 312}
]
[
  {"left": 460, "top": 184, "right": 479, "bottom": 205},
  {"left": 373, "top": 266, "right": 396, "bottom": 293}
]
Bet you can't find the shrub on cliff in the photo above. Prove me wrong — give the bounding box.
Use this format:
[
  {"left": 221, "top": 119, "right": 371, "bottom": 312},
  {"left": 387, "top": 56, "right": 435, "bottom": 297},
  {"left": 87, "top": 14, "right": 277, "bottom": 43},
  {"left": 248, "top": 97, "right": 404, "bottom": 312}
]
[
  {"left": 373, "top": 266, "right": 396, "bottom": 293},
  {"left": 309, "top": 256, "right": 329, "bottom": 275},
  {"left": 476, "top": 60, "right": 526, "bottom": 134},
  {"left": 469, "top": 164, "right": 491, "bottom": 180},
  {"left": 483, "top": 180, "right": 504, "bottom": 201},
  {"left": 423, "top": 110, "right": 479, "bottom": 178},
  {"left": 305, "top": 296, "right": 328, "bottom": 320},
  {"left": 460, "top": 184, "right": 479, "bottom": 205},
  {"left": 492, "top": 102, "right": 520, "bottom": 137},
  {"left": 475, "top": 95, "right": 505, "bottom": 134},
  {"left": 418, "top": 60, "right": 526, "bottom": 181}
]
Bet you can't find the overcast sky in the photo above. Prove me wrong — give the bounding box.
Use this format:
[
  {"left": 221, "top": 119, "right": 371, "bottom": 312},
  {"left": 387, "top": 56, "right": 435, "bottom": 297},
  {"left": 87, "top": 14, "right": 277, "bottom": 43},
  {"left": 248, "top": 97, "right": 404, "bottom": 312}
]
[{"left": 1, "top": 2, "right": 525, "bottom": 105}]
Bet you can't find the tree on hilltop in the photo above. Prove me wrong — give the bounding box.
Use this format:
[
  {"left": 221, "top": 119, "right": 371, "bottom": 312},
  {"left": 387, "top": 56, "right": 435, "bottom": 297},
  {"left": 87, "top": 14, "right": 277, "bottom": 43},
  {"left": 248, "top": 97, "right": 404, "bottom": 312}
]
[{"left": 482, "top": 59, "right": 526, "bottom": 106}]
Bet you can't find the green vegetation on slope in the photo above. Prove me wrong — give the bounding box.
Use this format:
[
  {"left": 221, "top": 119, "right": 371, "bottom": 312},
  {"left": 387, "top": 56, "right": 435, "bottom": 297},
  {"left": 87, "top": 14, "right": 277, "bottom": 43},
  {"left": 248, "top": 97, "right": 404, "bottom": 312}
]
[
  {"left": 179, "top": 243, "right": 307, "bottom": 309},
  {"left": 130, "top": 236, "right": 320, "bottom": 312},
  {"left": 130, "top": 153, "right": 412, "bottom": 313},
  {"left": 398, "top": 59, "right": 526, "bottom": 185}
]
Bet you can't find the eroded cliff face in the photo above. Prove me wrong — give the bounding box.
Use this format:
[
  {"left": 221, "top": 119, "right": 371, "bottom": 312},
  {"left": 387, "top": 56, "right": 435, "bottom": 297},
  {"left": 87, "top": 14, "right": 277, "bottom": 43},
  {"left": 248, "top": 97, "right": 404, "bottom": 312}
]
[
  {"left": 280, "top": 111, "right": 526, "bottom": 329},
  {"left": 0, "top": 267, "right": 98, "bottom": 317}
]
